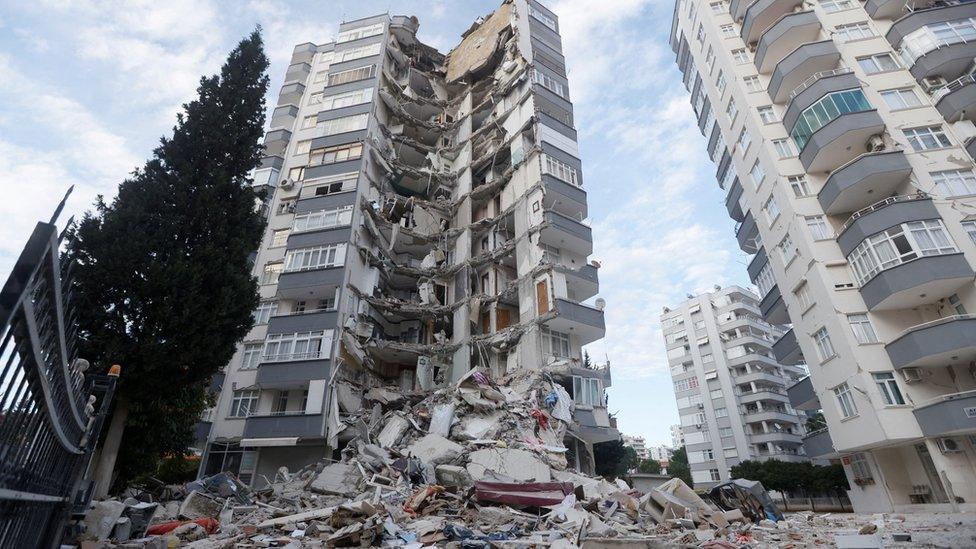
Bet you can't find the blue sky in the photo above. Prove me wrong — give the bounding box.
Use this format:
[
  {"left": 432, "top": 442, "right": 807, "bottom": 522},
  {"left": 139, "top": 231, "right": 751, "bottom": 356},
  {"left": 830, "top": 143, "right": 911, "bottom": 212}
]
[{"left": 0, "top": 0, "right": 752, "bottom": 447}]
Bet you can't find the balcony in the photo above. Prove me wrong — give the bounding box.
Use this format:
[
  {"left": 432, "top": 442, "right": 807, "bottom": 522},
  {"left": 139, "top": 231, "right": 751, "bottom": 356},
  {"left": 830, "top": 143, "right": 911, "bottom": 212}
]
[
  {"left": 267, "top": 309, "right": 339, "bottom": 335},
  {"left": 838, "top": 196, "right": 974, "bottom": 310},
  {"left": 728, "top": 0, "right": 752, "bottom": 22},
  {"left": 866, "top": 0, "right": 937, "bottom": 20},
  {"left": 886, "top": 315, "right": 976, "bottom": 369},
  {"left": 242, "top": 413, "right": 324, "bottom": 440},
  {"left": 768, "top": 40, "right": 841, "bottom": 103},
  {"left": 741, "top": 0, "right": 803, "bottom": 46},
  {"left": 787, "top": 376, "right": 820, "bottom": 410},
  {"left": 886, "top": 2, "right": 976, "bottom": 82},
  {"left": 553, "top": 263, "right": 599, "bottom": 302},
  {"left": 754, "top": 453, "right": 809, "bottom": 463},
  {"left": 773, "top": 328, "right": 804, "bottom": 366},
  {"left": 817, "top": 151, "right": 913, "bottom": 215},
  {"left": 538, "top": 211, "right": 593, "bottom": 256},
  {"left": 263, "top": 129, "right": 292, "bottom": 157},
  {"left": 760, "top": 285, "right": 789, "bottom": 325},
  {"left": 801, "top": 428, "right": 836, "bottom": 459},
  {"left": 284, "top": 62, "right": 311, "bottom": 84},
  {"left": 547, "top": 298, "right": 605, "bottom": 345},
  {"left": 968, "top": 136, "right": 976, "bottom": 161},
  {"left": 256, "top": 359, "right": 331, "bottom": 388},
  {"left": 912, "top": 390, "right": 976, "bottom": 437},
  {"left": 747, "top": 247, "right": 768, "bottom": 285},
  {"left": 736, "top": 212, "right": 760, "bottom": 254},
  {"left": 542, "top": 175, "right": 587, "bottom": 219},
  {"left": 278, "top": 82, "right": 306, "bottom": 107},
  {"left": 736, "top": 370, "right": 788, "bottom": 386},
  {"left": 743, "top": 410, "right": 801, "bottom": 424},
  {"left": 276, "top": 266, "right": 345, "bottom": 300},
  {"left": 291, "top": 42, "right": 318, "bottom": 65},
  {"left": 755, "top": 11, "right": 821, "bottom": 74},
  {"left": 749, "top": 432, "right": 803, "bottom": 445},
  {"left": 725, "top": 178, "right": 745, "bottom": 222},
  {"left": 739, "top": 389, "right": 790, "bottom": 405},
  {"left": 798, "top": 110, "right": 886, "bottom": 173},
  {"left": 728, "top": 353, "right": 779, "bottom": 370},
  {"left": 933, "top": 74, "right": 976, "bottom": 123},
  {"left": 270, "top": 105, "right": 299, "bottom": 131}
]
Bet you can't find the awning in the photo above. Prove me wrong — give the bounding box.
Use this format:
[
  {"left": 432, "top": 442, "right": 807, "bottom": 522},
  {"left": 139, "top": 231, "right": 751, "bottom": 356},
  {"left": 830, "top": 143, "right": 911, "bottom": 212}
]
[{"left": 240, "top": 437, "right": 299, "bottom": 448}]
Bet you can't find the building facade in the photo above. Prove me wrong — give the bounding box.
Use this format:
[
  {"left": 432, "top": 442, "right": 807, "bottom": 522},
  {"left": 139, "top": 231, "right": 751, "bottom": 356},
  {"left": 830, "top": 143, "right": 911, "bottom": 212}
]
[
  {"left": 670, "top": 0, "right": 976, "bottom": 512},
  {"left": 623, "top": 434, "right": 651, "bottom": 460},
  {"left": 662, "top": 286, "right": 809, "bottom": 489},
  {"left": 670, "top": 423, "right": 686, "bottom": 448},
  {"left": 196, "top": 0, "right": 616, "bottom": 485}
]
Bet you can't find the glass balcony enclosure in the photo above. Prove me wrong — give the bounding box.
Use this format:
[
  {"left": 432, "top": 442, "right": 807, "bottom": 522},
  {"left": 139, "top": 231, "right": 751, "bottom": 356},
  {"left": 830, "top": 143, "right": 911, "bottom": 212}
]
[
  {"left": 898, "top": 17, "right": 976, "bottom": 66},
  {"left": 790, "top": 89, "right": 872, "bottom": 150}
]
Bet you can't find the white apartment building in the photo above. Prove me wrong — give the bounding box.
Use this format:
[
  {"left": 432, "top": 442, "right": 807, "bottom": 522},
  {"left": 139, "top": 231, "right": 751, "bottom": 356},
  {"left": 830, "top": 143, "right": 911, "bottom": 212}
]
[
  {"left": 671, "top": 423, "right": 686, "bottom": 448},
  {"left": 661, "top": 286, "right": 808, "bottom": 490},
  {"left": 671, "top": 0, "right": 976, "bottom": 512},
  {"left": 623, "top": 434, "right": 651, "bottom": 460}
]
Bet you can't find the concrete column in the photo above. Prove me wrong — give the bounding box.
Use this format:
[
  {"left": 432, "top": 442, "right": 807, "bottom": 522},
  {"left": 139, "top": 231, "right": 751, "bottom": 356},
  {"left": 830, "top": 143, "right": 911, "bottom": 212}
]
[{"left": 93, "top": 400, "right": 129, "bottom": 498}]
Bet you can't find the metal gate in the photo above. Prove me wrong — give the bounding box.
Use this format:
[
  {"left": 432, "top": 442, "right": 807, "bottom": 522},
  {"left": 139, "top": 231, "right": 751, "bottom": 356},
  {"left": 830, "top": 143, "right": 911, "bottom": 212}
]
[{"left": 0, "top": 192, "right": 117, "bottom": 548}]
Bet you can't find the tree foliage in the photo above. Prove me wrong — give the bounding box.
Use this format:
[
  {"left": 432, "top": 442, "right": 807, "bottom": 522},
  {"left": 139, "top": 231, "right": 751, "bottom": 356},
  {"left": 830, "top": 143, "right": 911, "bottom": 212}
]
[
  {"left": 668, "top": 446, "right": 693, "bottom": 486},
  {"left": 637, "top": 458, "right": 662, "bottom": 474},
  {"left": 594, "top": 440, "right": 640, "bottom": 478},
  {"left": 69, "top": 31, "right": 269, "bottom": 486},
  {"left": 730, "top": 459, "right": 849, "bottom": 496}
]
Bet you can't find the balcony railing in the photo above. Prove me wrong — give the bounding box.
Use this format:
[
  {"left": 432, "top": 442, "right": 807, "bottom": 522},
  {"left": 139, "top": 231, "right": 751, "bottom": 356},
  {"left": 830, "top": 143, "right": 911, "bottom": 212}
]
[
  {"left": 788, "top": 68, "right": 853, "bottom": 101},
  {"left": 841, "top": 192, "right": 929, "bottom": 232},
  {"left": 930, "top": 72, "right": 976, "bottom": 101},
  {"left": 914, "top": 387, "right": 976, "bottom": 409},
  {"left": 892, "top": 314, "right": 976, "bottom": 341},
  {"left": 262, "top": 350, "right": 327, "bottom": 363}
]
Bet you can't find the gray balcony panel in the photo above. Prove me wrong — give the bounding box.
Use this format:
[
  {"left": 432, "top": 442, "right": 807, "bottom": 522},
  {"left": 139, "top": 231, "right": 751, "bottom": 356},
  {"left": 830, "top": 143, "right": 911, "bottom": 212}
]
[
  {"left": 291, "top": 43, "right": 318, "bottom": 65},
  {"left": 271, "top": 105, "right": 299, "bottom": 130},
  {"left": 909, "top": 40, "right": 976, "bottom": 82},
  {"left": 706, "top": 126, "right": 722, "bottom": 158},
  {"left": 539, "top": 113, "right": 578, "bottom": 141},
  {"left": 698, "top": 99, "right": 712, "bottom": 134},
  {"left": 303, "top": 158, "right": 365, "bottom": 182},
  {"left": 865, "top": 0, "right": 919, "bottom": 19},
  {"left": 309, "top": 129, "right": 369, "bottom": 152},
  {"left": 263, "top": 129, "right": 292, "bottom": 157},
  {"left": 729, "top": 0, "right": 751, "bottom": 22},
  {"left": 540, "top": 143, "right": 582, "bottom": 174},
  {"left": 739, "top": 390, "right": 790, "bottom": 405},
  {"left": 859, "top": 253, "right": 974, "bottom": 311},
  {"left": 912, "top": 391, "right": 976, "bottom": 437},
  {"left": 243, "top": 414, "right": 324, "bottom": 439},
  {"left": 535, "top": 92, "right": 574, "bottom": 127},
  {"left": 741, "top": 0, "right": 803, "bottom": 46},
  {"left": 555, "top": 263, "right": 599, "bottom": 286},
  {"left": 337, "top": 13, "right": 388, "bottom": 32},
  {"left": 726, "top": 178, "right": 745, "bottom": 222},
  {"left": 802, "top": 428, "right": 836, "bottom": 458},
  {"left": 886, "top": 3, "right": 976, "bottom": 47},
  {"left": 260, "top": 155, "right": 284, "bottom": 171},
  {"left": 295, "top": 191, "right": 358, "bottom": 214},
  {"left": 546, "top": 211, "right": 591, "bottom": 241},
  {"left": 285, "top": 62, "right": 311, "bottom": 83},
  {"left": 784, "top": 71, "right": 861, "bottom": 131},
  {"left": 755, "top": 11, "right": 821, "bottom": 73},
  {"left": 541, "top": 211, "right": 592, "bottom": 256},
  {"left": 736, "top": 212, "right": 759, "bottom": 254},
  {"left": 543, "top": 175, "right": 587, "bottom": 218},
  {"left": 935, "top": 78, "right": 976, "bottom": 121},
  {"left": 787, "top": 376, "right": 819, "bottom": 410},
  {"left": 760, "top": 285, "right": 789, "bottom": 325},
  {"left": 256, "top": 359, "right": 331, "bottom": 387},
  {"left": 286, "top": 227, "right": 351, "bottom": 250},
  {"left": 278, "top": 82, "right": 306, "bottom": 107},
  {"left": 316, "top": 101, "right": 373, "bottom": 123},
  {"left": 735, "top": 370, "right": 787, "bottom": 386},
  {"left": 549, "top": 298, "right": 605, "bottom": 346},
  {"left": 715, "top": 151, "right": 732, "bottom": 185},
  {"left": 277, "top": 266, "right": 346, "bottom": 297},
  {"left": 798, "top": 110, "right": 886, "bottom": 173},
  {"left": 534, "top": 84, "right": 574, "bottom": 117},
  {"left": 773, "top": 328, "right": 803, "bottom": 366},
  {"left": 818, "top": 151, "right": 913, "bottom": 215},
  {"left": 838, "top": 197, "right": 940, "bottom": 255},
  {"left": 744, "top": 410, "right": 801, "bottom": 424},
  {"left": 968, "top": 136, "right": 976, "bottom": 161},
  {"left": 267, "top": 310, "right": 340, "bottom": 335},
  {"left": 750, "top": 432, "right": 803, "bottom": 444},
  {"left": 768, "top": 40, "right": 841, "bottom": 103},
  {"left": 529, "top": 18, "right": 563, "bottom": 53},
  {"left": 886, "top": 316, "right": 976, "bottom": 369},
  {"left": 747, "top": 247, "right": 768, "bottom": 283}
]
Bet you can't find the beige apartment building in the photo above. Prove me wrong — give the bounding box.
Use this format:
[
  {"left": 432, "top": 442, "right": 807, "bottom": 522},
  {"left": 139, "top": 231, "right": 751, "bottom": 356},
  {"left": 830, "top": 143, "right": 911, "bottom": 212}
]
[{"left": 670, "top": 0, "right": 976, "bottom": 512}]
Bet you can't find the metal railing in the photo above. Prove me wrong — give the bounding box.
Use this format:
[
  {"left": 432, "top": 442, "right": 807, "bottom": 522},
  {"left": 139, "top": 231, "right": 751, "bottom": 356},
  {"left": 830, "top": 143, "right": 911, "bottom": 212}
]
[
  {"left": 788, "top": 68, "right": 853, "bottom": 101},
  {"left": 914, "top": 387, "right": 976, "bottom": 409},
  {"left": 891, "top": 313, "right": 976, "bottom": 342},
  {"left": 841, "top": 192, "right": 929, "bottom": 231},
  {"left": 0, "top": 190, "right": 117, "bottom": 549},
  {"left": 930, "top": 73, "right": 976, "bottom": 102}
]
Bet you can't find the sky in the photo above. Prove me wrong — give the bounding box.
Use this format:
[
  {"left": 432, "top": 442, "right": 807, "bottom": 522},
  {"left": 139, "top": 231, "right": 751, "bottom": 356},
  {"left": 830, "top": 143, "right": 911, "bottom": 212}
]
[{"left": 0, "top": 0, "right": 752, "bottom": 447}]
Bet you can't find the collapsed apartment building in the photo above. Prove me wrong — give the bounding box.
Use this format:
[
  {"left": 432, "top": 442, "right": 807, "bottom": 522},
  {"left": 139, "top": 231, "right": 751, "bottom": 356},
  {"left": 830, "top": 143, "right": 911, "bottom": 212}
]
[{"left": 196, "top": 0, "right": 617, "bottom": 486}]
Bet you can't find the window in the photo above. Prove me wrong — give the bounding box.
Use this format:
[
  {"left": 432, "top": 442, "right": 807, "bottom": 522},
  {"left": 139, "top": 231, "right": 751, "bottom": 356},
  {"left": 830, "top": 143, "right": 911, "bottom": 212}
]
[
  {"left": 573, "top": 376, "right": 604, "bottom": 407},
  {"left": 277, "top": 199, "right": 295, "bottom": 215},
  {"left": 705, "top": 46, "right": 716, "bottom": 72},
  {"left": 806, "top": 215, "right": 831, "bottom": 240},
  {"left": 240, "top": 343, "right": 263, "bottom": 370},
  {"left": 719, "top": 427, "right": 734, "bottom": 438},
  {"left": 321, "top": 87, "right": 374, "bottom": 111},
  {"left": 755, "top": 263, "right": 776, "bottom": 296},
  {"left": 283, "top": 243, "right": 346, "bottom": 272},
  {"left": 847, "top": 220, "right": 958, "bottom": 285},
  {"left": 254, "top": 301, "right": 278, "bottom": 324},
  {"left": 293, "top": 140, "right": 312, "bottom": 156},
  {"left": 757, "top": 105, "right": 777, "bottom": 124},
  {"left": 932, "top": 169, "right": 976, "bottom": 197},
  {"left": 872, "top": 372, "right": 905, "bottom": 405},
  {"left": 720, "top": 24, "right": 736, "bottom": 38},
  {"left": 964, "top": 221, "right": 976, "bottom": 246},
  {"left": 949, "top": 293, "right": 968, "bottom": 315},
  {"left": 731, "top": 48, "right": 749, "bottom": 63},
  {"left": 743, "top": 75, "right": 762, "bottom": 92},
  {"left": 696, "top": 23, "right": 705, "bottom": 44},
  {"left": 848, "top": 314, "right": 878, "bottom": 344},
  {"left": 292, "top": 205, "right": 353, "bottom": 233},
  {"left": 820, "top": 0, "right": 856, "bottom": 13},
  {"left": 273, "top": 391, "right": 289, "bottom": 415},
  {"left": 301, "top": 115, "right": 318, "bottom": 129},
  {"left": 270, "top": 229, "right": 290, "bottom": 248},
  {"left": 230, "top": 389, "right": 259, "bottom": 418},
  {"left": 673, "top": 376, "right": 700, "bottom": 392},
  {"left": 710, "top": 469, "right": 721, "bottom": 482},
  {"left": 288, "top": 166, "right": 305, "bottom": 182},
  {"left": 309, "top": 142, "right": 363, "bottom": 166},
  {"left": 779, "top": 233, "right": 796, "bottom": 264},
  {"left": 880, "top": 88, "right": 922, "bottom": 110},
  {"left": 791, "top": 89, "right": 872, "bottom": 150},
  {"left": 318, "top": 113, "right": 369, "bottom": 136},
  {"left": 308, "top": 174, "right": 357, "bottom": 197},
  {"left": 787, "top": 175, "right": 811, "bottom": 197},
  {"left": 312, "top": 71, "right": 328, "bottom": 84},
  {"left": 528, "top": 4, "right": 557, "bottom": 31},
  {"left": 857, "top": 53, "right": 899, "bottom": 74},
  {"left": 749, "top": 160, "right": 764, "bottom": 187},
  {"left": 774, "top": 139, "right": 796, "bottom": 159},
  {"left": 532, "top": 69, "right": 567, "bottom": 98},
  {"left": 336, "top": 22, "right": 384, "bottom": 43},
  {"left": 716, "top": 71, "right": 727, "bottom": 95},
  {"left": 833, "top": 382, "right": 857, "bottom": 418},
  {"left": 814, "top": 327, "right": 836, "bottom": 362},
  {"left": 794, "top": 283, "right": 813, "bottom": 309},
  {"left": 737, "top": 127, "right": 752, "bottom": 154},
  {"left": 666, "top": 329, "right": 688, "bottom": 344},
  {"left": 333, "top": 42, "right": 382, "bottom": 63},
  {"left": 263, "top": 330, "right": 334, "bottom": 361},
  {"left": 702, "top": 353, "right": 715, "bottom": 363},
  {"left": 835, "top": 21, "right": 875, "bottom": 42},
  {"left": 714, "top": 407, "right": 728, "bottom": 418},
  {"left": 542, "top": 327, "right": 571, "bottom": 357},
  {"left": 542, "top": 155, "right": 579, "bottom": 185},
  {"left": 848, "top": 452, "right": 873, "bottom": 481},
  {"left": 327, "top": 64, "right": 376, "bottom": 86},
  {"left": 307, "top": 92, "right": 324, "bottom": 105},
  {"left": 904, "top": 125, "right": 951, "bottom": 151},
  {"left": 261, "top": 262, "right": 283, "bottom": 285},
  {"left": 762, "top": 195, "right": 780, "bottom": 226},
  {"left": 726, "top": 98, "right": 738, "bottom": 121},
  {"left": 710, "top": 1, "right": 728, "bottom": 14},
  {"left": 899, "top": 18, "right": 976, "bottom": 66}
]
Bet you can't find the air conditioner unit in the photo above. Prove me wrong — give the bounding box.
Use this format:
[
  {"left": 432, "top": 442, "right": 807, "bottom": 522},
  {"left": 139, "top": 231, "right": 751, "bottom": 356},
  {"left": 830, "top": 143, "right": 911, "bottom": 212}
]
[
  {"left": 866, "top": 134, "right": 886, "bottom": 152},
  {"left": 279, "top": 179, "right": 295, "bottom": 189},
  {"left": 937, "top": 437, "right": 962, "bottom": 454},
  {"left": 922, "top": 76, "right": 948, "bottom": 92},
  {"left": 901, "top": 367, "right": 923, "bottom": 383}
]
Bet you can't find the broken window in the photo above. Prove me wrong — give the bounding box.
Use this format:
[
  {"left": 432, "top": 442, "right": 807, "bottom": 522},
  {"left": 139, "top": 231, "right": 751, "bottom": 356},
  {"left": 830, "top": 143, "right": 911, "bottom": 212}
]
[{"left": 541, "top": 327, "right": 570, "bottom": 357}]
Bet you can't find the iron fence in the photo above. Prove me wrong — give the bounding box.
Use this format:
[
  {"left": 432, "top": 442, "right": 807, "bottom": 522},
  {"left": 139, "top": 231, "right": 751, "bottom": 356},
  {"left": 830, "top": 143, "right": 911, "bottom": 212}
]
[{"left": 0, "top": 191, "right": 117, "bottom": 548}]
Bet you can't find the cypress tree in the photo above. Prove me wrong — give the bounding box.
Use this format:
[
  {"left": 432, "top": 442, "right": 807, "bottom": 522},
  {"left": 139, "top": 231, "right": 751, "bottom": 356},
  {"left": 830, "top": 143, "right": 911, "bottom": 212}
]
[{"left": 69, "top": 30, "right": 269, "bottom": 487}]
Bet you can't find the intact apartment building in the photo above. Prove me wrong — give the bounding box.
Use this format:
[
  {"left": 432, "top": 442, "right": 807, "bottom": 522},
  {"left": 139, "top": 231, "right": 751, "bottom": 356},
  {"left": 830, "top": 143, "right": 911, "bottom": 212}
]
[
  {"left": 670, "top": 0, "right": 976, "bottom": 512},
  {"left": 662, "top": 286, "right": 808, "bottom": 489},
  {"left": 196, "top": 0, "right": 617, "bottom": 485}
]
